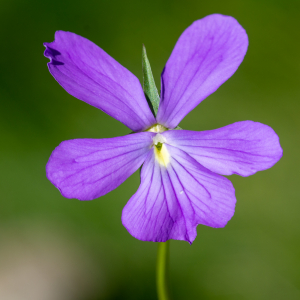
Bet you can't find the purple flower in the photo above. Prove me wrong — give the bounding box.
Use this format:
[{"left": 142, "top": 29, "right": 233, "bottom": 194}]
[{"left": 44, "top": 14, "right": 282, "bottom": 243}]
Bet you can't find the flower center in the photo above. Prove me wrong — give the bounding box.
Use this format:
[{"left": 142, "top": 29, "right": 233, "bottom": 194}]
[
  {"left": 152, "top": 133, "right": 170, "bottom": 167},
  {"left": 146, "top": 124, "right": 168, "bottom": 133}
]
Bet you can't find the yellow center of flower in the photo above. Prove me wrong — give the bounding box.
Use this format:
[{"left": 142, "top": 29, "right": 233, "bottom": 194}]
[
  {"left": 152, "top": 133, "right": 170, "bottom": 167},
  {"left": 146, "top": 124, "right": 168, "bottom": 133}
]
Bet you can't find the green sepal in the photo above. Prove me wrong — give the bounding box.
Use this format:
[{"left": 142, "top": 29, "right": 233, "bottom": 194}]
[
  {"left": 142, "top": 45, "right": 160, "bottom": 116},
  {"left": 174, "top": 126, "right": 183, "bottom": 130}
]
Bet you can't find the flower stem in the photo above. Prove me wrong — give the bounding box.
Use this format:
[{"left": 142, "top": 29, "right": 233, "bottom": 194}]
[{"left": 156, "top": 241, "right": 171, "bottom": 300}]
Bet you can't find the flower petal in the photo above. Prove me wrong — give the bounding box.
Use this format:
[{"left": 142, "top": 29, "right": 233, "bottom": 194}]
[
  {"left": 44, "top": 31, "right": 156, "bottom": 132},
  {"left": 122, "top": 144, "right": 235, "bottom": 243},
  {"left": 157, "top": 14, "right": 248, "bottom": 128},
  {"left": 163, "top": 121, "right": 283, "bottom": 176},
  {"left": 46, "top": 133, "right": 154, "bottom": 200}
]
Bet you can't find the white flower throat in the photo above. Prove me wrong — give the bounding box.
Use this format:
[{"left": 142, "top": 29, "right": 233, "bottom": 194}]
[{"left": 147, "top": 124, "right": 170, "bottom": 167}]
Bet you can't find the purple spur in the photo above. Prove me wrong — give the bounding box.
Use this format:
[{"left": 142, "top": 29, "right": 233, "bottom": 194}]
[{"left": 44, "top": 14, "right": 282, "bottom": 243}]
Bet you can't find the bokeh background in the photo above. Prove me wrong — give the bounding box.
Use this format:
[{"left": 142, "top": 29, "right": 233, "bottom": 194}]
[{"left": 0, "top": 0, "right": 299, "bottom": 299}]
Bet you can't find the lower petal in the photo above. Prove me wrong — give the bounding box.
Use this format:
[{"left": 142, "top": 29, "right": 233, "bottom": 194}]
[
  {"left": 122, "top": 145, "right": 236, "bottom": 243},
  {"left": 46, "top": 132, "right": 154, "bottom": 200}
]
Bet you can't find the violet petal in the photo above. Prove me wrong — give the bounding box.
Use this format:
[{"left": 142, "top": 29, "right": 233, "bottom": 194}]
[
  {"left": 122, "top": 144, "right": 235, "bottom": 243},
  {"left": 163, "top": 121, "right": 283, "bottom": 176},
  {"left": 44, "top": 31, "right": 156, "bottom": 132},
  {"left": 157, "top": 14, "right": 248, "bottom": 128},
  {"left": 46, "top": 133, "right": 154, "bottom": 200}
]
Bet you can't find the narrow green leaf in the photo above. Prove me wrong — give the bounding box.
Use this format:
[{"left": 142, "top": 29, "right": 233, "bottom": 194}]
[{"left": 142, "top": 45, "right": 160, "bottom": 116}]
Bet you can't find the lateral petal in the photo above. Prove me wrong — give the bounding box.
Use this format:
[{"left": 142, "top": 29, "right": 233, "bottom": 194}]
[
  {"left": 44, "top": 31, "right": 156, "bottom": 132},
  {"left": 157, "top": 14, "right": 248, "bottom": 128},
  {"left": 46, "top": 133, "right": 154, "bottom": 200},
  {"left": 122, "top": 144, "right": 235, "bottom": 243},
  {"left": 163, "top": 121, "right": 283, "bottom": 176}
]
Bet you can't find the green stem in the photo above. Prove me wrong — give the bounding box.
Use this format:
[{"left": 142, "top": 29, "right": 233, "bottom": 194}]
[{"left": 156, "top": 241, "right": 171, "bottom": 300}]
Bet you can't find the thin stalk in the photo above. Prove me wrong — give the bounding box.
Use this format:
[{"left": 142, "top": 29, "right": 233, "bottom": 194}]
[{"left": 156, "top": 241, "right": 171, "bottom": 300}]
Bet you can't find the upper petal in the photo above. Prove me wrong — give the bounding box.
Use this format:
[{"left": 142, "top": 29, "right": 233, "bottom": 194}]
[
  {"left": 46, "top": 132, "right": 154, "bottom": 200},
  {"left": 163, "top": 121, "right": 283, "bottom": 176},
  {"left": 44, "top": 31, "right": 156, "bottom": 132},
  {"left": 157, "top": 14, "right": 248, "bottom": 128},
  {"left": 122, "top": 144, "right": 235, "bottom": 243}
]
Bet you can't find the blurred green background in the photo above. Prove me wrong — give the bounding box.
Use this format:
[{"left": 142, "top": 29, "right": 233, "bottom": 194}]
[{"left": 0, "top": 0, "right": 299, "bottom": 299}]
